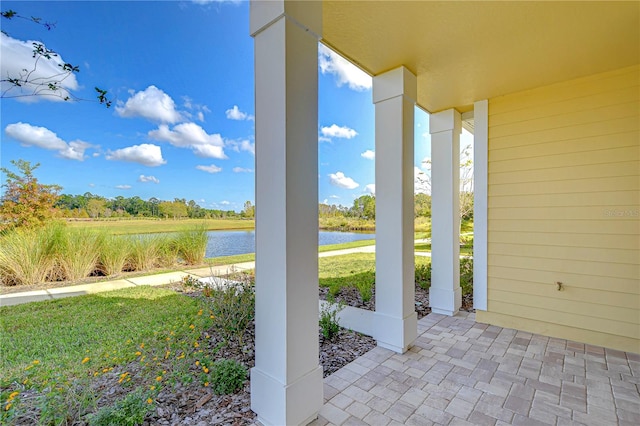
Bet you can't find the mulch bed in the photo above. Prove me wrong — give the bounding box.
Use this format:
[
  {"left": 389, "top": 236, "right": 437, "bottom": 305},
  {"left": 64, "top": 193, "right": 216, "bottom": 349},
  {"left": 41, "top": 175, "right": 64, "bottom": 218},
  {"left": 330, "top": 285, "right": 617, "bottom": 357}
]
[{"left": 8, "top": 281, "right": 473, "bottom": 425}]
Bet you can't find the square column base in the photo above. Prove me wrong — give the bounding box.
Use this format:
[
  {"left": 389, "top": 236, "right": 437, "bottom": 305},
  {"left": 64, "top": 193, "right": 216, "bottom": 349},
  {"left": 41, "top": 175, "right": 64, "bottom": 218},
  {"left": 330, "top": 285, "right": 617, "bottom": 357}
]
[
  {"left": 430, "top": 286, "right": 462, "bottom": 316},
  {"left": 251, "top": 365, "right": 323, "bottom": 426},
  {"left": 374, "top": 312, "right": 418, "bottom": 353}
]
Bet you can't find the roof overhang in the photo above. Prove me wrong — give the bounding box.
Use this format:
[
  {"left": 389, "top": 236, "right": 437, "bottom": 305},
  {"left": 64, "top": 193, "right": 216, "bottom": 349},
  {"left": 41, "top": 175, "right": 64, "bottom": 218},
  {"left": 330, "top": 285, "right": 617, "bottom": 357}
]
[{"left": 322, "top": 1, "right": 640, "bottom": 113}]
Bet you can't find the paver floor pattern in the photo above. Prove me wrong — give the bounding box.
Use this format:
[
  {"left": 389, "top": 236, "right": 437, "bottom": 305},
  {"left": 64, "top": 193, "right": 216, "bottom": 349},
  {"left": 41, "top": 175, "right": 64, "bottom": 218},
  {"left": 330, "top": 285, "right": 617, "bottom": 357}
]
[{"left": 313, "top": 312, "right": 640, "bottom": 426}]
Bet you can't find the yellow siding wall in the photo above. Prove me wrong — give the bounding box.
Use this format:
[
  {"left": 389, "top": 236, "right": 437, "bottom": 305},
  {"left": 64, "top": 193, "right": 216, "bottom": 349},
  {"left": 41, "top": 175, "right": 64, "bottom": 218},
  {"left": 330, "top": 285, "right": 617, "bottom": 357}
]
[{"left": 476, "top": 65, "right": 640, "bottom": 353}]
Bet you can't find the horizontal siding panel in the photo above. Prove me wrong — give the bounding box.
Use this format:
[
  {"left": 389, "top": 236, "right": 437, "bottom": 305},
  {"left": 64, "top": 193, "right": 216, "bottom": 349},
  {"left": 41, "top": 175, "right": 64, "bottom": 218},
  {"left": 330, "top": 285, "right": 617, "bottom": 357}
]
[
  {"left": 488, "top": 219, "right": 640, "bottom": 235},
  {"left": 488, "top": 191, "right": 639, "bottom": 209},
  {"left": 490, "top": 101, "right": 639, "bottom": 139},
  {"left": 488, "top": 231, "right": 639, "bottom": 251},
  {"left": 488, "top": 205, "right": 639, "bottom": 221},
  {"left": 490, "top": 86, "right": 639, "bottom": 127},
  {"left": 489, "top": 277, "right": 640, "bottom": 310},
  {"left": 489, "top": 242, "right": 639, "bottom": 265},
  {"left": 488, "top": 175, "right": 639, "bottom": 195},
  {"left": 489, "top": 146, "right": 639, "bottom": 173},
  {"left": 488, "top": 265, "right": 639, "bottom": 294},
  {"left": 489, "top": 116, "right": 639, "bottom": 150},
  {"left": 489, "top": 162, "right": 639, "bottom": 185},
  {"left": 488, "top": 300, "right": 640, "bottom": 340},
  {"left": 490, "top": 66, "right": 639, "bottom": 115},
  {"left": 489, "top": 132, "right": 638, "bottom": 162},
  {"left": 487, "top": 254, "right": 639, "bottom": 280},
  {"left": 491, "top": 289, "right": 638, "bottom": 325}
]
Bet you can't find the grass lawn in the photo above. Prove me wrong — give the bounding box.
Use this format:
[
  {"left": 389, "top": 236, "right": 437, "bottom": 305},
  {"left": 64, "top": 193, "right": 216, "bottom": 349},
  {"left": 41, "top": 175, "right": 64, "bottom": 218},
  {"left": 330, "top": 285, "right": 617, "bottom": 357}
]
[
  {"left": 318, "top": 253, "right": 431, "bottom": 299},
  {"left": 66, "top": 218, "right": 254, "bottom": 235},
  {"left": 0, "top": 286, "right": 213, "bottom": 423}
]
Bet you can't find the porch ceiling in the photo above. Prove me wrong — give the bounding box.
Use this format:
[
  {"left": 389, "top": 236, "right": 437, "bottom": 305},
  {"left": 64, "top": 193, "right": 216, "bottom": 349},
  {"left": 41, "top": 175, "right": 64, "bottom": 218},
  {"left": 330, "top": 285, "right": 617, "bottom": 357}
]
[{"left": 322, "top": 1, "right": 640, "bottom": 113}]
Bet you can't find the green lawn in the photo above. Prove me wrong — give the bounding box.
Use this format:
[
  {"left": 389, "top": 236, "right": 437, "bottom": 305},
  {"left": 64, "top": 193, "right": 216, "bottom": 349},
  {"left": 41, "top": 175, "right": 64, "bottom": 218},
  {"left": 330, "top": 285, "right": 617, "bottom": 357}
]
[
  {"left": 66, "top": 218, "right": 254, "bottom": 235},
  {"left": 0, "top": 286, "right": 213, "bottom": 423}
]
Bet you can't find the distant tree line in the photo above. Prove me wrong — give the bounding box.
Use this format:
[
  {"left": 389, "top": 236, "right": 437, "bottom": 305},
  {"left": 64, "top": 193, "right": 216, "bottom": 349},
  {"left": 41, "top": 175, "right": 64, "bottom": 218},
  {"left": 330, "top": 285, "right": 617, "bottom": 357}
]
[
  {"left": 319, "top": 193, "right": 436, "bottom": 220},
  {"left": 54, "top": 193, "right": 253, "bottom": 220}
]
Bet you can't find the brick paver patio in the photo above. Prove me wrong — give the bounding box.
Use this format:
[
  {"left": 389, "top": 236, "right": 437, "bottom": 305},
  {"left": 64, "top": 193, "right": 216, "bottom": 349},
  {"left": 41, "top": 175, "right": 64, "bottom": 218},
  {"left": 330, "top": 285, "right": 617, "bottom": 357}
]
[{"left": 313, "top": 312, "right": 640, "bottom": 426}]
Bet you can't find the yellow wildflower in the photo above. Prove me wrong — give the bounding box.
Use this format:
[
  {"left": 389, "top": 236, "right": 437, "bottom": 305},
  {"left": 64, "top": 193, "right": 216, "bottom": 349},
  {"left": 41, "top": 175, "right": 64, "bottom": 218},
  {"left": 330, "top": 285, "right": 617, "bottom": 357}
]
[
  {"left": 150, "top": 385, "right": 156, "bottom": 391},
  {"left": 5, "top": 403, "right": 12, "bottom": 411},
  {"left": 203, "top": 367, "right": 209, "bottom": 374},
  {"left": 156, "top": 376, "right": 162, "bottom": 382},
  {"left": 189, "top": 324, "right": 195, "bottom": 329},
  {"left": 82, "top": 357, "right": 90, "bottom": 364},
  {"left": 195, "top": 361, "right": 200, "bottom": 366},
  {"left": 197, "top": 310, "right": 203, "bottom": 316},
  {"left": 8, "top": 391, "right": 19, "bottom": 400},
  {"left": 194, "top": 342, "right": 199, "bottom": 348},
  {"left": 147, "top": 398, "right": 153, "bottom": 404},
  {"left": 135, "top": 351, "right": 142, "bottom": 356},
  {"left": 140, "top": 343, "right": 145, "bottom": 349},
  {"left": 32, "top": 360, "right": 40, "bottom": 365},
  {"left": 204, "top": 382, "right": 209, "bottom": 387}
]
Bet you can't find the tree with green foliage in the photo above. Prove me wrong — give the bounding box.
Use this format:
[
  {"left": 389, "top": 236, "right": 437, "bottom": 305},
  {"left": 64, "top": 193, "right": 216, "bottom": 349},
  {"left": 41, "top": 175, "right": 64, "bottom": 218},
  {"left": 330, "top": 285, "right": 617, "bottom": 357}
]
[
  {"left": 0, "top": 160, "right": 61, "bottom": 230},
  {"left": 351, "top": 195, "right": 375, "bottom": 220}
]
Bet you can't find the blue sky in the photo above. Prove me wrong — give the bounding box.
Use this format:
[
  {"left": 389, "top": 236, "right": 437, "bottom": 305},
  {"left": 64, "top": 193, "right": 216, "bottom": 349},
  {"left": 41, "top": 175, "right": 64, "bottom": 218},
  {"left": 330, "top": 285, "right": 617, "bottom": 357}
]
[{"left": 1, "top": 1, "right": 470, "bottom": 212}]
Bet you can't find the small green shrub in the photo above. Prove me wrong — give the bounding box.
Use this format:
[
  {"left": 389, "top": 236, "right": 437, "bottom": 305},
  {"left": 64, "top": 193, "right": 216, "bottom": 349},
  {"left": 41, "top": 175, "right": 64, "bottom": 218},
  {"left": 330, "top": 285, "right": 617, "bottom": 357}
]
[
  {"left": 319, "top": 301, "right": 344, "bottom": 340},
  {"left": 87, "top": 387, "right": 153, "bottom": 426},
  {"left": 415, "top": 263, "right": 431, "bottom": 290},
  {"left": 205, "top": 274, "right": 255, "bottom": 345},
  {"left": 460, "top": 256, "right": 473, "bottom": 296},
  {"left": 209, "top": 359, "right": 247, "bottom": 395}
]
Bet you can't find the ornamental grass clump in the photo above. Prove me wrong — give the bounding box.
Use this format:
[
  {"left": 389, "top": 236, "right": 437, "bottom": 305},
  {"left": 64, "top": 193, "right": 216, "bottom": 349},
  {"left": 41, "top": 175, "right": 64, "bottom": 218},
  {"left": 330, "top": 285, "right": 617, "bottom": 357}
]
[
  {"left": 0, "top": 226, "right": 55, "bottom": 285},
  {"left": 127, "top": 236, "right": 165, "bottom": 271},
  {"left": 97, "top": 234, "right": 131, "bottom": 276},
  {"left": 50, "top": 226, "right": 102, "bottom": 281},
  {"left": 204, "top": 273, "right": 255, "bottom": 345},
  {"left": 173, "top": 226, "right": 207, "bottom": 265},
  {"left": 319, "top": 301, "right": 344, "bottom": 340}
]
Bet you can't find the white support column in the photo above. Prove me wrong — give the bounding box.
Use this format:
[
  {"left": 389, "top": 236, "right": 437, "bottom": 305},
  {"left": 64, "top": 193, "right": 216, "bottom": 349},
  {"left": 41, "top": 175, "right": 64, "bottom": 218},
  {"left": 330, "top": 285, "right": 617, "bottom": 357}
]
[
  {"left": 430, "top": 109, "right": 462, "bottom": 316},
  {"left": 473, "top": 100, "right": 488, "bottom": 311},
  {"left": 373, "top": 66, "right": 418, "bottom": 353},
  {"left": 250, "top": 2, "right": 322, "bottom": 425}
]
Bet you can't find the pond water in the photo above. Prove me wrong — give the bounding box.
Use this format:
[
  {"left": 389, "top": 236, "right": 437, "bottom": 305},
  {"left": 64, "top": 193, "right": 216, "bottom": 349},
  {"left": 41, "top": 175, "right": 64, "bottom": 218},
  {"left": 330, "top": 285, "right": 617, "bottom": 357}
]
[{"left": 205, "top": 230, "right": 374, "bottom": 258}]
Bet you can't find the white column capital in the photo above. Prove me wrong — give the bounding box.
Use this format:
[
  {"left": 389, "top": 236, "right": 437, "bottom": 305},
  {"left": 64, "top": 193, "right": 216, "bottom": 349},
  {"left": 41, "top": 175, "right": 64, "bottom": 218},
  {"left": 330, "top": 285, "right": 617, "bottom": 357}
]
[
  {"left": 373, "top": 66, "right": 417, "bottom": 104},
  {"left": 250, "top": 0, "right": 322, "bottom": 38},
  {"left": 430, "top": 108, "right": 462, "bottom": 134}
]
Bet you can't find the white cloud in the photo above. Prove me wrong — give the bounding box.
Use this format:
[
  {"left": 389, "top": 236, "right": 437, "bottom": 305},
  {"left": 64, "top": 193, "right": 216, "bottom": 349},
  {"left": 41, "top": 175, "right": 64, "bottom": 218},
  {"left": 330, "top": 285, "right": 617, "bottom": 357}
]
[
  {"left": 365, "top": 184, "right": 376, "bottom": 195},
  {"left": 196, "top": 164, "right": 222, "bottom": 174},
  {"left": 220, "top": 200, "right": 230, "bottom": 205},
  {"left": 329, "top": 172, "right": 359, "bottom": 190},
  {"left": 361, "top": 150, "right": 375, "bottom": 160},
  {"left": 330, "top": 195, "right": 340, "bottom": 199},
  {"left": 318, "top": 44, "right": 372, "bottom": 91},
  {"left": 321, "top": 124, "right": 357, "bottom": 139},
  {"left": 228, "top": 139, "right": 255, "bottom": 155},
  {"left": 149, "top": 122, "right": 227, "bottom": 159},
  {"left": 318, "top": 136, "right": 332, "bottom": 143},
  {"left": 414, "top": 166, "right": 430, "bottom": 195},
  {"left": 115, "top": 185, "right": 132, "bottom": 190},
  {"left": 116, "top": 86, "right": 182, "bottom": 123},
  {"left": 0, "top": 33, "right": 79, "bottom": 102},
  {"left": 5, "top": 122, "right": 93, "bottom": 161},
  {"left": 106, "top": 144, "right": 166, "bottom": 167},
  {"left": 225, "top": 105, "right": 254, "bottom": 121},
  {"left": 138, "top": 175, "right": 160, "bottom": 184},
  {"left": 233, "top": 167, "right": 253, "bottom": 173}
]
